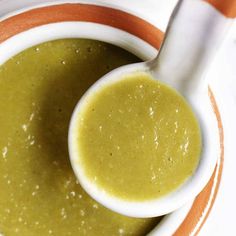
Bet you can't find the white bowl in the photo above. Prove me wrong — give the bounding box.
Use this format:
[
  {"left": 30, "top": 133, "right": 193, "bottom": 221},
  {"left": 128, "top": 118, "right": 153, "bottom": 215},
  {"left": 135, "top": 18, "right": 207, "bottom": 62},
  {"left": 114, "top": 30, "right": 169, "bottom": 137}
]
[{"left": 0, "top": 1, "right": 224, "bottom": 235}]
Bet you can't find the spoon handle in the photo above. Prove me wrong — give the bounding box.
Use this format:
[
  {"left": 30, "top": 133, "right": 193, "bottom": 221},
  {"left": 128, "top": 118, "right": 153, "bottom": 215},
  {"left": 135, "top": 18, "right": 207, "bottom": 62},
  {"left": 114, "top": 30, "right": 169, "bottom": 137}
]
[{"left": 151, "top": 0, "right": 235, "bottom": 96}]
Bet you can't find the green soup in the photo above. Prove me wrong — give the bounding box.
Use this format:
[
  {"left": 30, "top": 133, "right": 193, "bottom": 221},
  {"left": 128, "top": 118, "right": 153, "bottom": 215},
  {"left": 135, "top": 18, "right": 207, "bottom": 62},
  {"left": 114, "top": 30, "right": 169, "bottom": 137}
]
[
  {"left": 0, "top": 39, "right": 161, "bottom": 236},
  {"left": 77, "top": 72, "right": 202, "bottom": 201}
]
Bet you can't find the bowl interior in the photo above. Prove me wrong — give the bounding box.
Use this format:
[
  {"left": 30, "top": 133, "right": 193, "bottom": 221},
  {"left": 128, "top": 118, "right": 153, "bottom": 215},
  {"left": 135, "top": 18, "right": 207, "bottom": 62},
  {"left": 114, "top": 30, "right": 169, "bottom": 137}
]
[{"left": 0, "top": 3, "right": 224, "bottom": 235}]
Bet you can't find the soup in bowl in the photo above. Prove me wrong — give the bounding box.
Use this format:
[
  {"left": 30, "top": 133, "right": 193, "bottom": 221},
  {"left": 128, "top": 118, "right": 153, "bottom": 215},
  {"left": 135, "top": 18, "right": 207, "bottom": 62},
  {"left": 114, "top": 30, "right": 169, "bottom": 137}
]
[{"left": 0, "top": 2, "right": 223, "bottom": 235}]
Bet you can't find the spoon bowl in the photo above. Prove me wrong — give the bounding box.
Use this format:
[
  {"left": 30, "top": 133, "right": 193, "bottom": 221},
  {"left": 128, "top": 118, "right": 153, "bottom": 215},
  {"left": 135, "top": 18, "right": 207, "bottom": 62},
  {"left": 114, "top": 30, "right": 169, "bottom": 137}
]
[{"left": 68, "top": 63, "right": 216, "bottom": 218}]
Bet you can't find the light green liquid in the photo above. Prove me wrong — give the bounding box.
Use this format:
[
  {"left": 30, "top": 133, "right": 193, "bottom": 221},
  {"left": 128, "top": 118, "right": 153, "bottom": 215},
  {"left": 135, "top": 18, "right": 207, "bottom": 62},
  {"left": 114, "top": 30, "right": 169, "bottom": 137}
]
[
  {"left": 0, "top": 39, "right": 161, "bottom": 236},
  {"left": 77, "top": 72, "right": 202, "bottom": 200}
]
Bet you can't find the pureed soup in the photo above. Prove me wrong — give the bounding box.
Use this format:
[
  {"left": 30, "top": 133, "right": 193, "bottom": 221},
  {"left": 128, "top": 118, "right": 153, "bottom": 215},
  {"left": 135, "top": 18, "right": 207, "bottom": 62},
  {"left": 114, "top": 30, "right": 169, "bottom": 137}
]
[
  {"left": 75, "top": 73, "right": 202, "bottom": 201},
  {"left": 0, "top": 39, "right": 162, "bottom": 236}
]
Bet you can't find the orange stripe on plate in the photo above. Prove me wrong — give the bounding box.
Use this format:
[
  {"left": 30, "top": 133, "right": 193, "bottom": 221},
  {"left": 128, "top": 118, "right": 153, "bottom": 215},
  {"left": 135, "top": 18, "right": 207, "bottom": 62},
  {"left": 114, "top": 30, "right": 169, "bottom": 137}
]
[
  {"left": 0, "top": 3, "right": 163, "bottom": 49},
  {"left": 174, "top": 88, "right": 224, "bottom": 236},
  {"left": 205, "top": 0, "right": 236, "bottom": 18}
]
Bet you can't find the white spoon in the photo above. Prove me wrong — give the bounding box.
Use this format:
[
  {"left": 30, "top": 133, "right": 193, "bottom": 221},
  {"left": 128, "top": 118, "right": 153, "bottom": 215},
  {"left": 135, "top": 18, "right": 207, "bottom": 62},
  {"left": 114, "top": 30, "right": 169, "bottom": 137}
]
[{"left": 69, "top": 0, "right": 233, "bottom": 217}]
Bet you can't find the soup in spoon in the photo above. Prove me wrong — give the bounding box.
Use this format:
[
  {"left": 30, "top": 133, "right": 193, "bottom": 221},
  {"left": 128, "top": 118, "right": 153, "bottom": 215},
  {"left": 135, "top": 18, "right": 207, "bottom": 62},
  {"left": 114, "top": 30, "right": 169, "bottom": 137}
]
[{"left": 73, "top": 72, "right": 202, "bottom": 201}]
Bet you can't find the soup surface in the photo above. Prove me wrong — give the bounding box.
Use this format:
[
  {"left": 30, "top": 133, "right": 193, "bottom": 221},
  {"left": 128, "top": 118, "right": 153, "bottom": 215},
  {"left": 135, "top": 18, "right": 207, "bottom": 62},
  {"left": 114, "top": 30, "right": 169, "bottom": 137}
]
[
  {"left": 76, "top": 73, "right": 202, "bottom": 200},
  {"left": 0, "top": 39, "right": 161, "bottom": 236}
]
